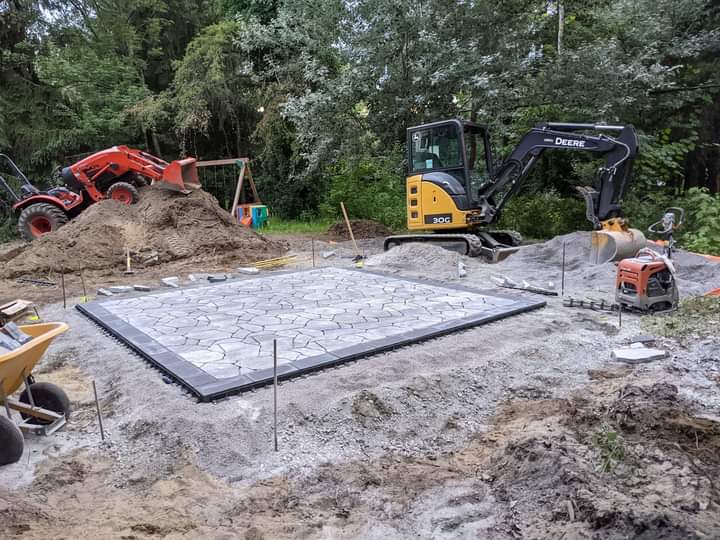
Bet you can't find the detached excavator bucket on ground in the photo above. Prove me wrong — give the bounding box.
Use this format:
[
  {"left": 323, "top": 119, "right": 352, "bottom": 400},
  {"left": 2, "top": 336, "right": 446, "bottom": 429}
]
[
  {"left": 590, "top": 228, "right": 647, "bottom": 264},
  {"left": 157, "top": 157, "right": 201, "bottom": 194}
]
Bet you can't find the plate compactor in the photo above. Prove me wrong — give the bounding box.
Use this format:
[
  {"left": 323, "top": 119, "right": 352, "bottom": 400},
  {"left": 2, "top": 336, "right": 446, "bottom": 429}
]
[{"left": 615, "top": 208, "right": 683, "bottom": 312}]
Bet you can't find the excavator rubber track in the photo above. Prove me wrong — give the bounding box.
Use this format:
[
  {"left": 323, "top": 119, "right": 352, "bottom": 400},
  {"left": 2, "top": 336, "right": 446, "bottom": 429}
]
[{"left": 383, "top": 233, "right": 519, "bottom": 263}]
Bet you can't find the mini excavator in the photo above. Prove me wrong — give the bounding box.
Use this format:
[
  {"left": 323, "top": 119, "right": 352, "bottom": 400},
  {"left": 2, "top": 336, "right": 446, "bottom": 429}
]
[
  {"left": 384, "top": 119, "right": 645, "bottom": 262},
  {"left": 0, "top": 146, "right": 200, "bottom": 241}
]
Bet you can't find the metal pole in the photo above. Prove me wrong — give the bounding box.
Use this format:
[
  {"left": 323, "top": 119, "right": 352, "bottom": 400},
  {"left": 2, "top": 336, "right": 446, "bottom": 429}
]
[
  {"left": 311, "top": 238, "right": 316, "bottom": 268},
  {"left": 60, "top": 269, "right": 66, "bottom": 309},
  {"left": 79, "top": 270, "right": 88, "bottom": 301},
  {"left": 618, "top": 304, "right": 622, "bottom": 329},
  {"left": 273, "top": 338, "right": 278, "bottom": 452},
  {"left": 561, "top": 242, "right": 566, "bottom": 297},
  {"left": 92, "top": 380, "right": 105, "bottom": 441}
]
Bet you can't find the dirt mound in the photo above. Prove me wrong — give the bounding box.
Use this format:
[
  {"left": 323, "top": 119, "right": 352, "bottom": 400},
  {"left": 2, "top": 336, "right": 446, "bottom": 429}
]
[
  {"left": 0, "top": 187, "right": 284, "bottom": 278},
  {"left": 328, "top": 219, "right": 391, "bottom": 239},
  {"left": 486, "top": 383, "right": 720, "bottom": 538},
  {"left": 366, "top": 242, "right": 461, "bottom": 270}
]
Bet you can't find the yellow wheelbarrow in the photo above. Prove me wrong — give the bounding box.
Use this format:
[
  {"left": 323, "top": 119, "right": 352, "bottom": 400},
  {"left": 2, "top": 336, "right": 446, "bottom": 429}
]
[{"left": 0, "top": 322, "right": 71, "bottom": 466}]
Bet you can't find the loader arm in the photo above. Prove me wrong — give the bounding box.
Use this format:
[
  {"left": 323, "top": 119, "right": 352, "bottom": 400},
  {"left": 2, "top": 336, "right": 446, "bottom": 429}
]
[
  {"left": 65, "top": 146, "right": 200, "bottom": 201},
  {"left": 478, "top": 123, "right": 638, "bottom": 228}
]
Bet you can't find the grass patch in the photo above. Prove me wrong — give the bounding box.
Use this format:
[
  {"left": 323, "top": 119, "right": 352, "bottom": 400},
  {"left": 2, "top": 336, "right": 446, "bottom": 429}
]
[
  {"left": 591, "top": 422, "right": 627, "bottom": 473},
  {"left": 641, "top": 296, "right": 720, "bottom": 339},
  {"left": 261, "top": 217, "right": 335, "bottom": 234}
]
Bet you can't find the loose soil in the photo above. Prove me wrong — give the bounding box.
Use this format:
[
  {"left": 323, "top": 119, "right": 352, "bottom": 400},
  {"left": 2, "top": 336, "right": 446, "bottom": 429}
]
[
  {"left": 328, "top": 219, "right": 392, "bottom": 240},
  {"left": 0, "top": 186, "right": 285, "bottom": 279},
  {"left": 1, "top": 229, "right": 719, "bottom": 538}
]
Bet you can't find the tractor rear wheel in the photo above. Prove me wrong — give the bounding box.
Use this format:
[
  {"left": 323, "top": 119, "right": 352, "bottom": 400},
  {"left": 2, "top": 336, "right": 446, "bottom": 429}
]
[
  {"left": 106, "top": 182, "right": 139, "bottom": 205},
  {"left": 17, "top": 203, "right": 69, "bottom": 241},
  {"left": 0, "top": 416, "right": 24, "bottom": 465}
]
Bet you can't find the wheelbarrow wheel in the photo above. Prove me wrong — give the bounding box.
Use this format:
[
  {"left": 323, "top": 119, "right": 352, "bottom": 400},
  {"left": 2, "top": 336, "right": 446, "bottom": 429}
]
[
  {"left": 19, "top": 382, "right": 71, "bottom": 425},
  {"left": 0, "top": 416, "right": 24, "bottom": 465}
]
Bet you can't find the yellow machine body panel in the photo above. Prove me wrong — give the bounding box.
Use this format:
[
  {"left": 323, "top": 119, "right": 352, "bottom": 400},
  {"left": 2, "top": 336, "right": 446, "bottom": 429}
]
[{"left": 406, "top": 175, "right": 471, "bottom": 230}]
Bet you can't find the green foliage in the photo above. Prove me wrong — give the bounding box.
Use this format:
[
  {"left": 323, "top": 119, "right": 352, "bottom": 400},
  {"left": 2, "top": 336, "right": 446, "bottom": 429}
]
[
  {"left": 624, "top": 187, "right": 720, "bottom": 255},
  {"left": 641, "top": 296, "right": 720, "bottom": 340},
  {"left": 496, "top": 190, "right": 590, "bottom": 240},
  {"left": 0, "top": 0, "right": 719, "bottom": 244},
  {"left": 680, "top": 189, "right": 720, "bottom": 255},
  {"left": 262, "top": 217, "right": 333, "bottom": 234},
  {"left": 634, "top": 129, "right": 699, "bottom": 191},
  {"left": 591, "top": 422, "right": 627, "bottom": 473},
  {"left": 319, "top": 153, "right": 406, "bottom": 231}
]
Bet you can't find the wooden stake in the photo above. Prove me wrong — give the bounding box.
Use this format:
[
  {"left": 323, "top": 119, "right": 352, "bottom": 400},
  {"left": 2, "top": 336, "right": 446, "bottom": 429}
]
[
  {"left": 92, "top": 380, "right": 105, "bottom": 442},
  {"left": 273, "top": 338, "right": 278, "bottom": 452},
  {"left": 340, "top": 202, "right": 361, "bottom": 259},
  {"left": 311, "top": 238, "right": 316, "bottom": 268}
]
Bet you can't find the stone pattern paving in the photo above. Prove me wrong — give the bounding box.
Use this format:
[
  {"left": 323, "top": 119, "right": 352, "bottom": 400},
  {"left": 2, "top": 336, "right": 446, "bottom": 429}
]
[{"left": 98, "top": 268, "right": 520, "bottom": 380}]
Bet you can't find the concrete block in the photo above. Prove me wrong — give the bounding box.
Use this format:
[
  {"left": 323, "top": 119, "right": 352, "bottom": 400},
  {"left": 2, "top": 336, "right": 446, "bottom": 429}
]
[
  {"left": 109, "top": 286, "right": 132, "bottom": 293},
  {"left": 161, "top": 277, "right": 180, "bottom": 288},
  {"left": 630, "top": 334, "right": 656, "bottom": 345},
  {"left": 237, "top": 267, "right": 259, "bottom": 275},
  {"left": 612, "top": 347, "right": 668, "bottom": 364},
  {"left": 321, "top": 251, "right": 336, "bottom": 259},
  {"left": 97, "top": 288, "right": 114, "bottom": 296},
  {"left": 133, "top": 284, "right": 152, "bottom": 292}
]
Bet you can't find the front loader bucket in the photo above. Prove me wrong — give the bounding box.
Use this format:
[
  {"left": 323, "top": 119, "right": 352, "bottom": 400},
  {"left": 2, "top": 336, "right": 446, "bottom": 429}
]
[
  {"left": 590, "top": 229, "right": 646, "bottom": 264},
  {"left": 158, "top": 158, "right": 201, "bottom": 193}
]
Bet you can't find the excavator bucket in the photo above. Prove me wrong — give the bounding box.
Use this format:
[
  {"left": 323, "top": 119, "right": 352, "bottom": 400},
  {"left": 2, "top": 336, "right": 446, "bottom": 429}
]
[
  {"left": 590, "top": 229, "right": 647, "bottom": 264},
  {"left": 158, "top": 158, "right": 201, "bottom": 194}
]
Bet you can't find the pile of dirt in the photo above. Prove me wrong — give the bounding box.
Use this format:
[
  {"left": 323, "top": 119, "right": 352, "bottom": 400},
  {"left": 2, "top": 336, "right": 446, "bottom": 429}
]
[
  {"left": 0, "top": 187, "right": 285, "bottom": 278},
  {"left": 328, "top": 219, "right": 391, "bottom": 239},
  {"left": 486, "top": 382, "right": 720, "bottom": 538},
  {"left": 365, "top": 242, "right": 460, "bottom": 270},
  {"left": 499, "top": 231, "right": 720, "bottom": 297}
]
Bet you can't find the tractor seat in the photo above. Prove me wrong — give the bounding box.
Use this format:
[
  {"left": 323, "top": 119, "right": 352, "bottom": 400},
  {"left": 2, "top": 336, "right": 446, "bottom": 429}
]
[{"left": 20, "top": 184, "right": 40, "bottom": 196}]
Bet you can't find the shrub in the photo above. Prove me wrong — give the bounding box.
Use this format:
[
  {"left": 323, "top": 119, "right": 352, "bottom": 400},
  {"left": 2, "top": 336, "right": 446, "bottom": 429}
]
[
  {"left": 496, "top": 190, "right": 590, "bottom": 240},
  {"left": 319, "top": 154, "right": 406, "bottom": 231},
  {"left": 624, "top": 187, "right": 720, "bottom": 256}
]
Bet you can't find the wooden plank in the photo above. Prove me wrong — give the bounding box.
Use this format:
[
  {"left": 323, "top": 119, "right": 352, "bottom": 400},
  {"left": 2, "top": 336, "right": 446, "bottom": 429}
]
[
  {"left": 5, "top": 398, "right": 61, "bottom": 422},
  {"left": 245, "top": 164, "right": 261, "bottom": 204},
  {"left": 1, "top": 300, "right": 32, "bottom": 316},
  {"left": 196, "top": 158, "right": 249, "bottom": 167},
  {"left": 230, "top": 163, "right": 246, "bottom": 219}
]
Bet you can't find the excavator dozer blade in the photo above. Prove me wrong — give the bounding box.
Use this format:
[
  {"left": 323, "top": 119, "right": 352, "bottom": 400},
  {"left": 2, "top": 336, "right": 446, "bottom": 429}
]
[
  {"left": 590, "top": 229, "right": 646, "bottom": 264},
  {"left": 158, "top": 158, "right": 201, "bottom": 194}
]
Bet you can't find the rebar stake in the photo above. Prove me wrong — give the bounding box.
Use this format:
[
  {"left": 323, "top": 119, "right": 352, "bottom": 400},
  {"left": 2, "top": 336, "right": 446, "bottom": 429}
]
[
  {"left": 92, "top": 380, "right": 105, "bottom": 441},
  {"left": 561, "top": 242, "right": 566, "bottom": 297},
  {"left": 273, "top": 338, "right": 278, "bottom": 452},
  {"left": 60, "top": 269, "right": 66, "bottom": 309}
]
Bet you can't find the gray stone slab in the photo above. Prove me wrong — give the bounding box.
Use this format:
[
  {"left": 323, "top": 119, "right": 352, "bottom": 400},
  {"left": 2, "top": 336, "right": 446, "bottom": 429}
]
[{"left": 77, "top": 267, "right": 544, "bottom": 401}]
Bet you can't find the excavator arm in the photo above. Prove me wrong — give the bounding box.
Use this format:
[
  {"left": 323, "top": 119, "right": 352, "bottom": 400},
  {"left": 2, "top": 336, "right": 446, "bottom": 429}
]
[{"left": 478, "top": 122, "right": 638, "bottom": 229}]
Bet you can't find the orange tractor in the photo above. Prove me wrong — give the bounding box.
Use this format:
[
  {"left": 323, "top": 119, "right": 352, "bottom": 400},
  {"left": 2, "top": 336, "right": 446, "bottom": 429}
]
[{"left": 0, "top": 146, "right": 200, "bottom": 241}]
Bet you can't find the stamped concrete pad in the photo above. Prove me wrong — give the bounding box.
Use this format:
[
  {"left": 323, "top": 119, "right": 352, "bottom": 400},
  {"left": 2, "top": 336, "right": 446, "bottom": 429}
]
[{"left": 77, "top": 268, "right": 545, "bottom": 400}]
